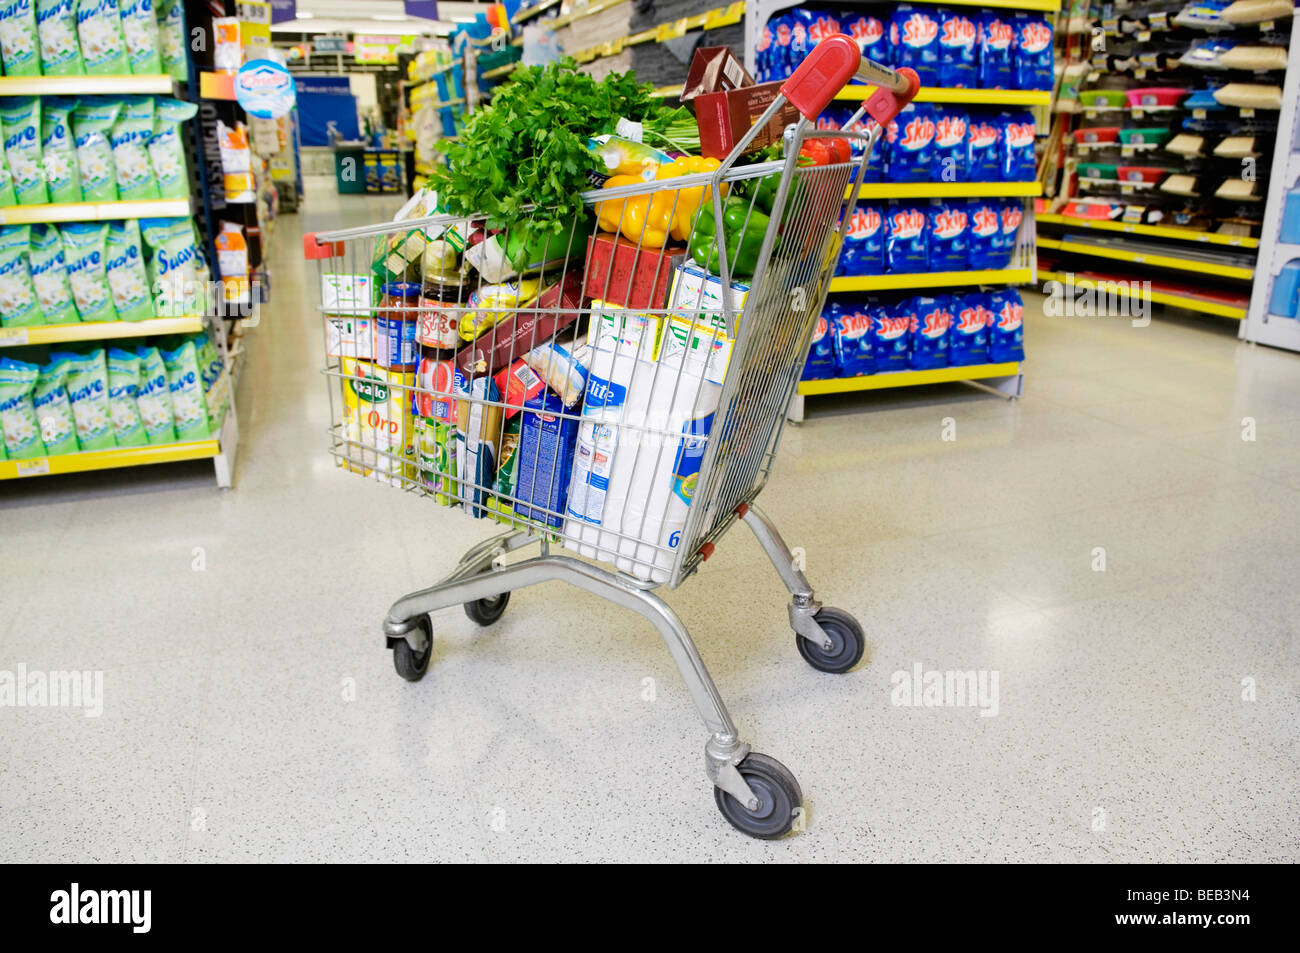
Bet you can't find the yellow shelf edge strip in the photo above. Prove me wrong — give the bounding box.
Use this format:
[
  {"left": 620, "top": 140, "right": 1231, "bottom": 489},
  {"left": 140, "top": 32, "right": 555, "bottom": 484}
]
[
  {"left": 836, "top": 87, "right": 1051, "bottom": 106},
  {"left": 0, "top": 199, "right": 190, "bottom": 226},
  {"left": 0, "top": 316, "right": 204, "bottom": 347},
  {"left": 1038, "top": 237, "right": 1253, "bottom": 279},
  {"left": 798, "top": 362, "right": 1021, "bottom": 395},
  {"left": 848, "top": 181, "right": 1041, "bottom": 199},
  {"left": 1036, "top": 214, "right": 1259, "bottom": 249},
  {"left": 829, "top": 269, "right": 1033, "bottom": 292},
  {"left": 1036, "top": 270, "right": 1247, "bottom": 319},
  {"left": 0, "top": 73, "right": 173, "bottom": 95},
  {"left": 0, "top": 437, "right": 220, "bottom": 480}
]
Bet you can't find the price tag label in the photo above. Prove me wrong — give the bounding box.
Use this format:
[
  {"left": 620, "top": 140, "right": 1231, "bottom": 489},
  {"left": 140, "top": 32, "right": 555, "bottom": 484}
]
[
  {"left": 1193, "top": 108, "right": 1207, "bottom": 119},
  {"left": 1132, "top": 108, "right": 1144, "bottom": 118},
  {"left": 1121, "top": 184, "right": 1135, "bottom": 194},
  {"left": 1122, "top": 145, "right": 1134, "bottom": 157},
  {"left": 1135, "top": 68, "right": 1147, "bottom": 79},
  {"left": 1150, "top": 12, "right": 1168, "bottom": 29},
  {"left": 1241, "top": 107, "right": 1255, "bottom": 118},
  {"left": 1137, "top": 30, "right": 1151, "bottom": 42},
  {"left": 0, "top": 327, "right": 28, "bottom": 346},
  {"left": 16, "top": 458, "right": 50, "bottom": 477},
  {"left": 1261, "top": 20, "right": 1275, "bottom": 31}
]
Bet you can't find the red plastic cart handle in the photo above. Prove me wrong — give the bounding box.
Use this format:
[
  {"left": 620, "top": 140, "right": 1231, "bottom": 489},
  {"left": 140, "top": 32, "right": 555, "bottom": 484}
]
[
  {"left": 303, "top": 232, "right": 343, "bottom": 260},
  {"left": 780, "top": 34, "right": 920, "bottom": 125}
]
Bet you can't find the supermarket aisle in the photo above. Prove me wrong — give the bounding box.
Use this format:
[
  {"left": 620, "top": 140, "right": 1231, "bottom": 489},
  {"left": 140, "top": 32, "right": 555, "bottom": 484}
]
[{"left": 1, "top": 181, "right": 1297, "bottom": 863}]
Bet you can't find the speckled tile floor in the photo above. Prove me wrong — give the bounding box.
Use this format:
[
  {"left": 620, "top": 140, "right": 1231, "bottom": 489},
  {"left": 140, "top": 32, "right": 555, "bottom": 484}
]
[{"left": 1, "top": 180, "right": 1297, "bottom": 863}]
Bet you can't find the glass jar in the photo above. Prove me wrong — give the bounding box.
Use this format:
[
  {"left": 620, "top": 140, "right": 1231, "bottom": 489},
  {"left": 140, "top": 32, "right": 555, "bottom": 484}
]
[
  {"left": 375, "top": 281, "right": 421, "bottom": 368},
  {"left": 418, "top": 275, "right": 466, "bottom": 350}
]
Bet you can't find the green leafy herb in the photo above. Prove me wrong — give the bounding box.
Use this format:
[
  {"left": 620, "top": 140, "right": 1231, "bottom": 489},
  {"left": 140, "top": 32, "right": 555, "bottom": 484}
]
[{"left": 429, "top": 58, "right": 666, "bottom": 240}]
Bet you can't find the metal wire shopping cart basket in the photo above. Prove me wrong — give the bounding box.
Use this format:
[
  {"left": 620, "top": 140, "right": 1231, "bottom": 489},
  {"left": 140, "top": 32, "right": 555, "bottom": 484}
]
[{"left": 304, "top": 37, "right": 919, "bottom": 839}]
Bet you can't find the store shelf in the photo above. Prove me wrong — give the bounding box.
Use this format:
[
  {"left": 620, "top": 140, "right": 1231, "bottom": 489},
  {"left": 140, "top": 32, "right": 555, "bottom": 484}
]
[
  {"left": 0, "top": 199, "right": 190, "bottom": 226},
  {"left": 849, "top": 181, "right": 1041, "bottom": 200},
  {"left": 0, "top": 316, "right": 204, "bottom": 348},
  {"left": 1037, "top": 236, "right": 1254, "bottom": 279},
  {"left": 0, "top": 436, "right": 221, "bottom": 481},
  {"left": 482, "top": 63, "right": 517, "bottom": 79},
  {"left": 1038, "top": 268, "right": 1248, "bottom": 319},
  {"left": 0, "top": 74, "right": 174, "bottom": 95},
  {"left": 835, "top": 87, "right": 1051, "bottom": 107},
  {"left": 1037, "top": 213, "right": 1259, "bottom": 249},
  {"left": 798, "top": 362, "right": 1022, "bottom": 396},
  {"left": 829, "top": 269, "right": 1033, "bottom": 293},
  {"left": 513, "top": 0, "right": 562, "bottom": 24}
]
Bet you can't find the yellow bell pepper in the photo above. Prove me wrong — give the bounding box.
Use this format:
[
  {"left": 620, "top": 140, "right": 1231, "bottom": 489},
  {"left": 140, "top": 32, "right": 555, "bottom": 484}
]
[
  {"left": 595, "top": 156, "right": 728, "bottom": 248},
  {"left": 655, "top": 155, "right": 726, "bottom": 243}
]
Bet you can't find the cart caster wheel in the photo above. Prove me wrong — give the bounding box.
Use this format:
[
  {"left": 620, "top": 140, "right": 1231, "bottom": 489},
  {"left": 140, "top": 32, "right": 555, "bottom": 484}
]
[
  {"left": 464, "top": 591, "right": 510, "bottom": 626},
  {"left": 392, "top": 616, "right": 433, "bottom": 682},
  {"left": 714, "top": 752, "right": 803, "bottom": 840},
  {"left": 796, "top": 606, "right": 865, "bottom": 674}
]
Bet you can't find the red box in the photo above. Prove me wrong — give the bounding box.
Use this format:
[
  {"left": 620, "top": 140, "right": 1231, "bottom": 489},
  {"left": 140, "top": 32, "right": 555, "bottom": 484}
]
[
  {"left": 455, "top": 271, "right": 585, "bottom": 377},
  {"left": 583, "top": 233, "right": 681, "bottom": 310},
  {"left": 694, "top": 81, "right": 801, "bottom": 160}
]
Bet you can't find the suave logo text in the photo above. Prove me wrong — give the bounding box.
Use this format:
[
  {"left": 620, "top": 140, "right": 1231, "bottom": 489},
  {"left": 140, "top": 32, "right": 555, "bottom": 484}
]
[
  {"left": 891, "top": 663, "right": 1000, "bottom": 717},
  {"left": 50, "top": 884, "right": 150, "bottom": 933}
]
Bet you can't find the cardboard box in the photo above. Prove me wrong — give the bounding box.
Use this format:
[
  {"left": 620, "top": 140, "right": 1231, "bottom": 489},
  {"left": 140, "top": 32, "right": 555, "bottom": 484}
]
[
  {"left": 667, "top": 260, "right": 748, "bottom": 337},
  {"left": 682, "top": 46, "right": 754, "bottom": 101},
  {"left": 455, "top": 271, "right": 585, "bottom": 377},
  {"left": 583, "top": 232, "right": 679, "bottom": 310},
  {"left": 694, "top": 81, "right": 801, "bottom": 160}
]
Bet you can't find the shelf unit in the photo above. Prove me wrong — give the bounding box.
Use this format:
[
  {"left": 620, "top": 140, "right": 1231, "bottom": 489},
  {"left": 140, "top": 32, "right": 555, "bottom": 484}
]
[
  {"left": 0, "top": 317, "right": 205, "bottom": 348},
  {"left": 1037, "top": 268, "right": 1248, "bottom": 320},
  {"left": 0, "top": 199, "right": 190, "bottom": 226},
  {"left": 1036, "top": 236, "right": 1254, "bottom": 280},
  {"left": 1036, "top": 213, "right": 1260, "bottom": 249},
  {"left": 798, "top": 361, "right": 1023, "bottom": 396}
]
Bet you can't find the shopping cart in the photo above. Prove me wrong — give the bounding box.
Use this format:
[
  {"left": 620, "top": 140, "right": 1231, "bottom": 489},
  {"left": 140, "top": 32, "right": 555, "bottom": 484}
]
[{"left": 304, "top": 37, "right": 918, "bottom": 838}]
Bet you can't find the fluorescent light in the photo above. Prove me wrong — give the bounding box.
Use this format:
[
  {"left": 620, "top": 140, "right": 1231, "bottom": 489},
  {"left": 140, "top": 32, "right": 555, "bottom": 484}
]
[{"left": 297, "top": 11, "right": 313, "bottom": 17}]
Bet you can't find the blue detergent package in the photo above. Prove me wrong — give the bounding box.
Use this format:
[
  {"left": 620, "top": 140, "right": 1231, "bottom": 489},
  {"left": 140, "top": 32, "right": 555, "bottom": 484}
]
[
  {"left": 889, "top": 5, "right": 941, "bottom": 85},
  {"left": 949, "top": 292, "right": 991, "bottom": 366},
  {"left": 988, "top": 288, "right": 1026, "bottom": 362},
  {"left": 937, "top": 9, "right": 978, "bottom": 88},
  {"left": 909, "top": 295, "right": 953, "bottom": 370},
  {"left": 756, "top": 19, "right": 774, "bottom": 81},
  {"left": 789, "top": 8, "right": 812, "bottom": 73},
  {"left": 873, "top": 298, "right": 912, "bottom": 372},
  {"left": 843, "top": 11, "right": 888, "bottom": 78},
  {"left": 994, "top": 198, "right": 1024, "bottom": 269},
  {"left": 769, "top": 13, "right": 794, "bottom": 80},
  {"left": 978, "top": 12, "right": 1016, "bottom": 89},
  {"left": 514, "top": 389, "right": 578, "bottom": 529},
  {"left": 807, "top": 9, "right": 842, "bottom": 49},
  {"left": 1000, "top": 111, "right": 1037, "bottom": 182},
  {"left": 801, "top": 308, "right": 838, "bottom": 380},
  {"left": 884, "top": 201, "right": 929, "bottom": 273},
  {"left": 967, "top": 199, "right": 1002, "bottom": 269},
  {"left": 831, "top": 300, "right": 876, "bottom": 377},
  {"left": 1013, "top": 12, "right": 1055, "bottom": 91},
  {"left": 847, "top": 113, "right": 883, "bottom": 176},
  {"left": 927, "top": 200, "right": 970, "bottom": 271},
  {"left": 837, "top": 203, "right": 885, "bottom": 276},
  {"left": 932, "top": 106, "right": 969, "bottom": 183},
  {"left": 885, "top": 102, "right": 936, "bottom": 183},
  {"left": 967, "top": 113, "right": 1002, "bottom": 181}
]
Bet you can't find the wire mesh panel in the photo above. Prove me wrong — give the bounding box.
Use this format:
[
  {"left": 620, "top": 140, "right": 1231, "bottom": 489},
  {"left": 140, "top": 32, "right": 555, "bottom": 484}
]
[{"left": 310, "top": 122, "right": 869, "bottom": 588}]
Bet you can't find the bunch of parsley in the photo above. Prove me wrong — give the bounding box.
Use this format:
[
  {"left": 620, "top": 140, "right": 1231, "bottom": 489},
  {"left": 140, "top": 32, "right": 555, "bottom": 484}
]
[{"left": 430, "top": 59, "right": 663, "bottom": 241}]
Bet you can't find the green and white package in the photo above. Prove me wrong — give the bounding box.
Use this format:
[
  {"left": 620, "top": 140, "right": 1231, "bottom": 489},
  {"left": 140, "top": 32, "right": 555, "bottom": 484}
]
[
  {"left": 36, "top": 0, "right": 84, "bottom": 75},
  {"left": 0, "top": 150, "right": 16, "bottom": 206},
  {"left": 134, "top": 344, "right": 173, "bottom": 442},
  {"left": 29, "top": 224, "right": 78, "bottom": 324},
  {"left": 140, "top": 216, "right": 199, "bottom": 316},
  {"left": 0, "top": 97, "right": 48, "bottom": 206},
  {"left": 58, "top": 348, "right": 115, "bottom": 449},
  {"left": 0, "top": 357, "right": 45, "bottom": 459},
  {"left": 154, "top": 0, "right": 184, "bottom": 80},
  {"left": 32, "top": 356, "right": 79, "bottom": 455},
  {"left": 147, "top": 97, "right": 196, "bottom": 200},
  {"left": 118, "top": 0, "right": 158, "bottom": 74},
  {"left": 61, "top": 222, "right": 116, "bottom": 322},
  {"left": 161, "top": 338, "right": 208, "bottom": 441},
  {"left": 72, "top": 99, "right": 121, "bottom": 201},
  {"left": 109, "top": 96, "right": 158, "bottom": 200},
  {"left": 0, "top": 225, "right": 41, "bottom": 328},
  {"left": 104, "top": 219, "right": 153, "bottom": 320},
  {"left": 76, "top": 0, "right": 128, "bottom": 74},
  {"left": 40, "top": 97, "right": 82, "bottom": 204},
  {"left": 194, "top": 329, "right": 228, "bottom": 427},
  {"left": 0, "top": 0, "right": 41, "bottom": 77},
  {"left": 106, "top": 346, "right": 145, "bottom": 446}
]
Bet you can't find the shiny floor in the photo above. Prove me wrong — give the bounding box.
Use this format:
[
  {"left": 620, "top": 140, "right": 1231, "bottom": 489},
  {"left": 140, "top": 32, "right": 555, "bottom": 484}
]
[{"left": 2, "top": 181, "right": 1296, "bottom": 863}]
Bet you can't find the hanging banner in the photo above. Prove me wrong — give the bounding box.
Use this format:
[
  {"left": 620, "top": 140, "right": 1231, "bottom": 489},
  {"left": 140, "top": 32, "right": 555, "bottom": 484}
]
[
  {"left": 314, "top": 35, "right": 347, "bottom": 53},
  {"left": 404, "top": 1, "right": 440, "bottom": 18},
  {"left": 235, "top": 59, "right": 298, "bottom": 119},
  {"left": 270, "top": 0, "right": 296, "bottom": 24}
]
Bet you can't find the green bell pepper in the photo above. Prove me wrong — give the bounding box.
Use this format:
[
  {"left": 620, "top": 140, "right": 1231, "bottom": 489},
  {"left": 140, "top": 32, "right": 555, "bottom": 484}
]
[{"left": 688, "top": 196, "right": 771, "bottom": 278}]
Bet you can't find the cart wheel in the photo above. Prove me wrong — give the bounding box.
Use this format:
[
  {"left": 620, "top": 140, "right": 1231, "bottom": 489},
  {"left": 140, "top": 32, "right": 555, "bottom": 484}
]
[
  {"left": 464, "top": 591, "right": 510, "bottom": 626},
  {"left": 796, "top": 606, "right": 865, "bottom": 674},
  {"left": 392, "top": 616, "right": 433, "bottom": 682},
  {"left": 714, "top": 752, "right": 803, "bottom": 840}
]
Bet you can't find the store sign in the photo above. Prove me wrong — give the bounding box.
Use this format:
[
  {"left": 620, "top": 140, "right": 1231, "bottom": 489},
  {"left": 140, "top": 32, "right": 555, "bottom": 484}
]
[
  {"left": 404, "top": 1, "right": 439, "bottom": 18},
  {"left": 270, "top": 0, "right": 296, "bottom": 23},
  {"left": 314, "top": 36, "right": 347, "bottom": 53},
  {"left": 235, "top": 59, "right": 297, "bottom": 119},
  {"left": 353, "top": 34, "right": 415, "bottom": 65}
]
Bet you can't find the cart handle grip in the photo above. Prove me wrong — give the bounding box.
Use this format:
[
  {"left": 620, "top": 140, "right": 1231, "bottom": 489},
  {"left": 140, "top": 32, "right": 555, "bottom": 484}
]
[
  {"left": 780, "top": 34, "right": 919, "bottom": 125},
  {"left": 304, "top": 232, "right": 343, "bottom": 260}
]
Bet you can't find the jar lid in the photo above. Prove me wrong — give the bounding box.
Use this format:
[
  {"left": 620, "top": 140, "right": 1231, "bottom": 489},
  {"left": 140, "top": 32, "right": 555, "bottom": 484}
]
[{"left": 382, "top": 281, "right": 422, "bottom": 298}]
